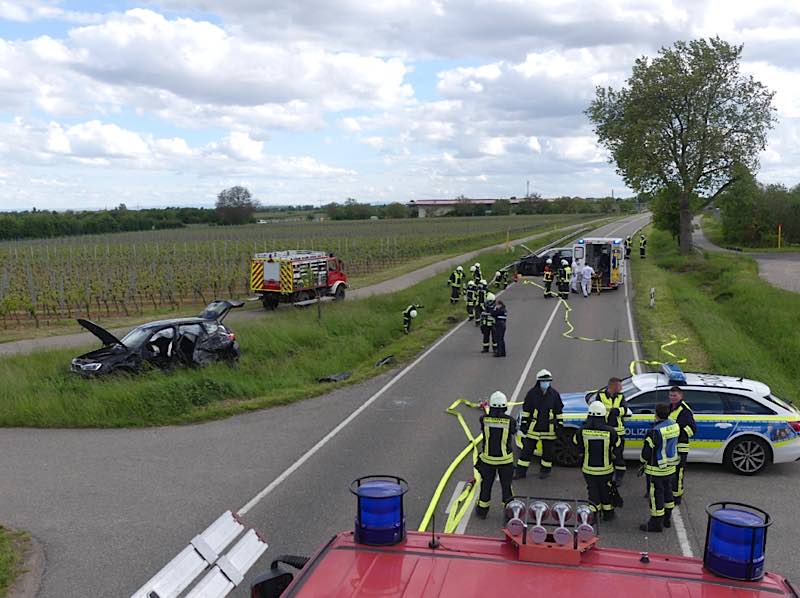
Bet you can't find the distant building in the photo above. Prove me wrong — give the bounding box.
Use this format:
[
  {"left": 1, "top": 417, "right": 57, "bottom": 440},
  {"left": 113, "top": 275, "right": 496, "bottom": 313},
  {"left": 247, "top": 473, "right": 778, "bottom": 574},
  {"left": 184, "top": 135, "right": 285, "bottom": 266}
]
[{"left": 408, "top": 198, "right": 528, "bottom": 218}]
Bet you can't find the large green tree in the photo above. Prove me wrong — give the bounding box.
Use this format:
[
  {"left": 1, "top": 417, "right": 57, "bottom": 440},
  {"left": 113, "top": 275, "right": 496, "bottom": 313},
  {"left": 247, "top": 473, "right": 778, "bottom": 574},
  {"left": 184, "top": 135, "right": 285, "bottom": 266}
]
[
  {"left": 216, "top": 186, "right": 259, "bottom": 225},
  {"left": 586, "top": 37, "right": 776, "bottom": 253}
]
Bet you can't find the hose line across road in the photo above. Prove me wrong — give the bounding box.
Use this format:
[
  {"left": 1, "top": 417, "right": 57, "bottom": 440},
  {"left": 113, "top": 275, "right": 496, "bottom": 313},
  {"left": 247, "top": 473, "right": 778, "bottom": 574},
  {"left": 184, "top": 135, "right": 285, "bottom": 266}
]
[{"left": 2, "top": 213, "right": 797, "bottom": 596}]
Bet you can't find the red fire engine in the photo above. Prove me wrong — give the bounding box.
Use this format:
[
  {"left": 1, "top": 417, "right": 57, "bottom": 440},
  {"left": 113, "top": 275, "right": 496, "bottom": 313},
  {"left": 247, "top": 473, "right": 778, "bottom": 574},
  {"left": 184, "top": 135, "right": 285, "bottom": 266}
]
[
  {"left": 250, "top": 250, "right": 348, "bottom": 310},
  {"left": 133, "top": 476, "right": 799, "bottom": 598}
]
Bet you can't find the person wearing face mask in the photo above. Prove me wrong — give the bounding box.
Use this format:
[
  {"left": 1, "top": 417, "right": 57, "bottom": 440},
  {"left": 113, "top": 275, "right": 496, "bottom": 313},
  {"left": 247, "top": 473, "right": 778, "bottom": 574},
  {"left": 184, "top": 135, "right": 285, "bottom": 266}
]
[{"left": 514, "top": 369, "right": 563, "bottom": 480}]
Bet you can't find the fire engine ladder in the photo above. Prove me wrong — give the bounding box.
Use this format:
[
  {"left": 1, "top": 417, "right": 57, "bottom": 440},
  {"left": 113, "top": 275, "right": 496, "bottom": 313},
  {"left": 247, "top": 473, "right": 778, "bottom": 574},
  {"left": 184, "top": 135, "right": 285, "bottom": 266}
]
[{"left": 131, "top": 510, "right": 268, "bottom": 598}]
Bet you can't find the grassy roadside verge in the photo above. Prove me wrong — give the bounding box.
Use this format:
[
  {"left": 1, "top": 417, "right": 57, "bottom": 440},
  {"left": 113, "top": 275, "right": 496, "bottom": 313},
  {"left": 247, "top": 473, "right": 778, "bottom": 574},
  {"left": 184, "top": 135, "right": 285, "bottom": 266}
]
[
  {"left": 0, "top": 224, "right": 599, "bottom": 428},
  {"left": 0, "top": 215, "right": 612, "bottom": 345},
  {"left": 631, "top": 226, "right": 799, "bottom": 403},
  {"left": 701, "top": 214, "right": 800, "bottom": 253},
  {"left": 0, "top": 527, "right": 26, "bottom": 597}
]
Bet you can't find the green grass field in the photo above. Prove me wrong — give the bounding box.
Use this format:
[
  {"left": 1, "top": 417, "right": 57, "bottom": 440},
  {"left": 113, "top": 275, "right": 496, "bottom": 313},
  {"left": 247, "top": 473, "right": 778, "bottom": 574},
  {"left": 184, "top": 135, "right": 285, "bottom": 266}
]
[
  {"left": 631, "top": 226, "right": 799, "bottom": 403},
  {"left": 0, "top": 527, "right": 25, "bottom": 597},
  {"left": 0, "top": 214, "right": 605, "bottom": 340}
]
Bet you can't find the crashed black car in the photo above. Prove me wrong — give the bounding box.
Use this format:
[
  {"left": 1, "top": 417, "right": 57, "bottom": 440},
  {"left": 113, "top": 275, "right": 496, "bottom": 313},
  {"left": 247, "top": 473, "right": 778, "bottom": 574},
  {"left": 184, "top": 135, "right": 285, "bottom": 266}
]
[
  {"left": 71, "top": 300, "right": 244, "bottom": 377},
  {"left": 515, "top": 247, "right": 573, "bottom": 276}
]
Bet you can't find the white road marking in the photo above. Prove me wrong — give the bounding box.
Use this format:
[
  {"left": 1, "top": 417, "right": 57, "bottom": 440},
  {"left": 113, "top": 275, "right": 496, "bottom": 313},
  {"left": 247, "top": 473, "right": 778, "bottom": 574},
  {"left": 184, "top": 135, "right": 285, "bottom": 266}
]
[
  {"left": 623, "top": 244, "right": 694, "bottom": 558},
  {"left": 444, "top": 481, "right": 466, "bottom": 515},
  {"left": 238, "top": 316, "right": 471, "bottom": 515}
]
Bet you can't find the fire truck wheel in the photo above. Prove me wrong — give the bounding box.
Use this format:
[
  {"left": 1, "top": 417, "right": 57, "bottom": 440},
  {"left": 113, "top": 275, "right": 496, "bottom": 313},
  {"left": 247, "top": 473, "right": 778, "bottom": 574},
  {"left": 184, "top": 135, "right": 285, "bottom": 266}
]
[
  {"left": 261, "top": 295, "right": 279, "bottom": 311},
  {"left": 334, "top": 285, "right": 346, "bottom": 301}
]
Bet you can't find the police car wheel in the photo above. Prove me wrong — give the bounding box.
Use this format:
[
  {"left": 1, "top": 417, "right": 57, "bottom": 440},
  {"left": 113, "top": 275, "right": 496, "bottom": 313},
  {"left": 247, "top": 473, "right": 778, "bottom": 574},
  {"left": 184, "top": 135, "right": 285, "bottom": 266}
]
[
  {"left": 554, "top": 427, "right": 581, "bottom": 467},
  {"left": 724, "top": 436, "right": 770, "bottom": 476}
]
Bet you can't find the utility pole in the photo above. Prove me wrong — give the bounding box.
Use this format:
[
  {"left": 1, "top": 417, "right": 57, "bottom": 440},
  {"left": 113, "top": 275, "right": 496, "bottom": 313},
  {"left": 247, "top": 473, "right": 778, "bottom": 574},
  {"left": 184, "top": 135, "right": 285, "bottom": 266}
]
[{"left": 526, "top": 180, "right": 530, "bottom": 198}]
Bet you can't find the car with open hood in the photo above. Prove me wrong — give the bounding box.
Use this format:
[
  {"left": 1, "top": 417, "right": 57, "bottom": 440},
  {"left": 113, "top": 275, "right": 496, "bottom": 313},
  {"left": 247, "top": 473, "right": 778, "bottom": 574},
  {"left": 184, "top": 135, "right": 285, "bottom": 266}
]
[
  {"left": 70, "top": 300, "right": 244, "bottom": 377},
  {"left": 515, "top": 246, "right": 573, "bottom": 276}
]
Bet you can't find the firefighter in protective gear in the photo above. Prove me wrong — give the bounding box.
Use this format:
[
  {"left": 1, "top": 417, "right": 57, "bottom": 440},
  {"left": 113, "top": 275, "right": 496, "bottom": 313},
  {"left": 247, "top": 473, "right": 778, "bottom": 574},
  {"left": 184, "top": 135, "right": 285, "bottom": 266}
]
[
  {"left": 475, "top": 279, "right": 488, "bottom": 327},
  {"left": 624, "top": 236, "right": 632, "bottom": 259},
  {"left": 402, "top": 304, "right": 422, "bottom": 334},
  {"left": 557, "top": 259, "right": 571, "bottom": 300},
  {"left": 590, "top": 377, "right": 628, "bottom": 485},
  {"left": 573, "top": 401, "right": 620, "bottom": 520},
  {"left": 448, "top": 266, "right": 465, "bottom": 303},
  {"left": 480, "top": 293, "right": 496, "bottom": 353},
  {"left": 668, "top": 386, "right": 696, "bottom": 505},
  {"left": 473, "top": 262, "right": 483, "bottom": 283},
  {"left": 491, "top": 299, "right": 507, "bottom": 357},
  {"left": 475, "top": 391, "right": 516, "bottom": 519},
  {"left": 465, "top": 280, "right": 478, "bottom": 320},
  {"left": 640, "top": 403, "right": 680, "bottom": 532},
  {"left": 639, "top": 234, "right": 647, "bottom": 258},
  {"left": 542, "top": 258, "right": 554, "bottom": 298},
  {"left": 491, "top": 270, "right": 508, "bottom": 290},
  {"left": 515, "top": 369, "right": 563, "bottom": 479}
]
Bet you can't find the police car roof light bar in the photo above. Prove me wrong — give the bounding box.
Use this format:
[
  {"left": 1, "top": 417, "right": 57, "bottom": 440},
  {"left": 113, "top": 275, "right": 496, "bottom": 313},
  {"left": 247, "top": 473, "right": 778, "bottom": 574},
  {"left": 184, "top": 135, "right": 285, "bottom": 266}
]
[
  {"left": 661, "top": 363, "right": 687, "bottom": 385},
  {"left": 131, "top": 511, "right": 267, "bottom": 598}
]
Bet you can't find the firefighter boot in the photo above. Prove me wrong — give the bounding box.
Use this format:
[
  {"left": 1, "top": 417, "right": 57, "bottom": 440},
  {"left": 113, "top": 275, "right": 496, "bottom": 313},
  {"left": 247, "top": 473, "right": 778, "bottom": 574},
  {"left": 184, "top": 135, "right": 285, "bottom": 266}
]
[
  {"left": 639, "top": 516, "right": 663, "bottom": 533},
  {"left": 602, "top": 509, "right": 616, "bottom": 522},
  {"left": 538, "top": 468, "right": 551, "bottom": 480},
  {"left": 614, "top": 469, "right": 625, "bottom": 487},
  {"left": 512, "top": 467, "right": 527, "bottom": 480},
  {"left": 663, "top": 508, "right": 672, "bottom": 529},
  {"left": 475, "top": 506, "right": 488, "bottom": 520}
]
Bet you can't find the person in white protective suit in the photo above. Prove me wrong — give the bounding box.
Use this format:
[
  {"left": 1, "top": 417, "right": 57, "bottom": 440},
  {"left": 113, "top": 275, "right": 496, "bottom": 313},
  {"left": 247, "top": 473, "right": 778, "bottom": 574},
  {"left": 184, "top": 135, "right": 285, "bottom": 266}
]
[
  {"left": 570, "top": 257, "right": 581, "bottom": 294},
  {"left": 581, "top": 262, "right": 595, "bottom": 297}
]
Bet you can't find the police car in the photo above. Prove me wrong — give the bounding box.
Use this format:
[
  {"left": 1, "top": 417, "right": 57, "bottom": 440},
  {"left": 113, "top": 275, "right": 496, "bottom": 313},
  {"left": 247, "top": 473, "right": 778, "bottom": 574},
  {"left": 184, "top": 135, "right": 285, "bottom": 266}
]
[{"left": 556, "top": 364, "right": 800, "bottom": 475}]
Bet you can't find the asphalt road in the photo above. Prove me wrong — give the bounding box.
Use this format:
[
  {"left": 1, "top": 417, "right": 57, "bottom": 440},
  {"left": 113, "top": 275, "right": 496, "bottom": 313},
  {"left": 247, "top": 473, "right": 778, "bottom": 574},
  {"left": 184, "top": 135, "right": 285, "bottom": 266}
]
[
  {"left": 0, "top": 217, "right": 605, "bottom": 358},
  {"left": 1, "top": 211, "right": 796, "bottom": 597}
]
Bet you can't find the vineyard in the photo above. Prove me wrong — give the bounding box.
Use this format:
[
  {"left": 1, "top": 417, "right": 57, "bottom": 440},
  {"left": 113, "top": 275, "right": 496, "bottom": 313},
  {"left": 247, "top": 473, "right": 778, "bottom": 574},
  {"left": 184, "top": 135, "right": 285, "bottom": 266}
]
[{"left": 0, "top": 215, "right": 590, "bottom": 329}]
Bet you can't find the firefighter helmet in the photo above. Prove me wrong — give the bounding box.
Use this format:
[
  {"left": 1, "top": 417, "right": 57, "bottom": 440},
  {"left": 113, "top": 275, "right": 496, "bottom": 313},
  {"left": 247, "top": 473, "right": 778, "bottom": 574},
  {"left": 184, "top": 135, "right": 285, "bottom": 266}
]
[
  {"left": 561, "top": 259, "right": 568, "bottom": 266},
  {"left": 546, "top": 258, "right": 552, "bottom": 264},
  {"left": 536, "top": 369, "right": 553, "bottom": 381},
  {"left": 409, "top": 309, "right": 418, "bottom": 318},
  {"left": 475, "top": 262, "right": 481, "bottom": 268},
  {"left": 489, "top": 391, "right": 508, "bottom": 409},
  {"left": 480, "top": 279, "right": 487, "bottom": 286},
  {"left": 470, "top": 265, "right": 476, "bottom": 272},
  {"left": 486, "top": 292, "right": 496, "bottom": 302},
  {"left": 495, "top": 271, "right": 501, "bottom": 277},
  {"left": 467, "top": 280, "right": 475, "bottom": 287},
  {"left": 457, "top": 266, "right": 463, "bottom": 272},
  {"left": 589, "top": 401, "right": 607, "bottom": 417}
]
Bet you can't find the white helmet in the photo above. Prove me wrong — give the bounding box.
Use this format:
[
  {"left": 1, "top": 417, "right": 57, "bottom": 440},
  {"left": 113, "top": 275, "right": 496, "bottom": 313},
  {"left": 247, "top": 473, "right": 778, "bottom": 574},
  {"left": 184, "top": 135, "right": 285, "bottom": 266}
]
[
  {"left": 496, "top": 271, "right": 501, "bottom": 277},
  {"left": 489, "top": 391, "right": 508, "bottom": 409},
  {"left": 561, "top": 259, "right": 568, "bottom": 266},
  {"left": 536, "top": 369, "right": 552, "bottom": 381},
  {"left": 467, "top": 280, "right": 475, "bottom": 287},
  {"left": 475, "top": 262, "right": 481, "bottom": 268},
  {"left": 480, "top": 279, "right": 487, "bottom": 286},
  {"left": 470, "top": 265, "right": 476, "bottom": 272},
  {"left": 546, "top": 258, "right": 552, "bottom": 264},
  {"left": 589, "top": 401, "right": 607, "bottom": 417},
  {"left": 457, "top": 266, "right": 463, "bottom": 272},
  {"left": 486, "top": 292, "right": 496, "bottom": 302},
  {"left": 409, "top": 309, "right": 418, "bottom": 318}
]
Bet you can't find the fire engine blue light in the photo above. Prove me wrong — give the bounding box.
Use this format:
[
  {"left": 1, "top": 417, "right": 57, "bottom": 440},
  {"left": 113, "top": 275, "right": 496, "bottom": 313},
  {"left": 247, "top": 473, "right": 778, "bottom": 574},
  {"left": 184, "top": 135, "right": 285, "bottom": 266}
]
[
  {"left": 660, "top": 363, "right": 686, "bottom": 385},
  {"left": 577, "top": 239, "right": 585, "bottom": 244},
  {"left": 613, "top": 239, "right": 620, "bottom": 244},
  {"left": 704, "top": 503, "right": 770, "bottom": 581},
  {"left": 351, "top": 476, "right": 408, "bottom": 546}
]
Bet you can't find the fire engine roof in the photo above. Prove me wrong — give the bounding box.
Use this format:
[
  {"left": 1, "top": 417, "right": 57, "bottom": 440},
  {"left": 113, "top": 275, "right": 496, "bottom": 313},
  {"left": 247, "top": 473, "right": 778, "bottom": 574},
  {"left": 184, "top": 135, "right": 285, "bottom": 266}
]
[{"left": 282, "top": 531, "right": 796, "bottom": 597}]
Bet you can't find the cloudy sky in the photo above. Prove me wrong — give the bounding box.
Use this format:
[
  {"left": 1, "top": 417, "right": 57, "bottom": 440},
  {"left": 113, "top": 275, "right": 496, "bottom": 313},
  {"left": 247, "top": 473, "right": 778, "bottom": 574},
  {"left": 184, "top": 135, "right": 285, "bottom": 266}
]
[{"left": 0, "top": 0, "right": 798, "bottom": 210}]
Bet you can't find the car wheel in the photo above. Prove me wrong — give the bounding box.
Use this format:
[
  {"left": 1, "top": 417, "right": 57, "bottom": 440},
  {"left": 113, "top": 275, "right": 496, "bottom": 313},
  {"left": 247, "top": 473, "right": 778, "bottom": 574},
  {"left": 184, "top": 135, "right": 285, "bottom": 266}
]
[
  {"left": 724, "top": 436, "right": 771, "bottom": 475},
  {"left": 554, "top": 427, "right": 581, "bottom": 467}
]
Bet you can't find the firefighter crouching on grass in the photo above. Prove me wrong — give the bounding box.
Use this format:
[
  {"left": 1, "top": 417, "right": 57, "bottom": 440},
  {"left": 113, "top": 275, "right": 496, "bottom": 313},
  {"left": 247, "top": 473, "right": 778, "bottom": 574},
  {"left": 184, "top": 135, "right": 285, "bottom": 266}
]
[
  {"left": 669, "top": 386, "right": 696, "bottom": 505},
  {"left": 479, "top": 293, "right": 496, "bottom": 353},
  {"left": 589, "top": 377, "right": 628, "bottom": 486},
  {"left": 448, "top": 266, "right": 465, "bottom": 304},
  {"left": 465, "top": 280, "right": 478, "bottom": 321},
  {"left": 542, "top": 258, "right": 554, "bottom": 298},
  {"left": 640, "top": 403, "right": 680, "bottom": 532},
  {"left": 475, "top": 391, "right": 516, "bottom": 520},
  {"left": 492, "top": 269, "right": 509, "bottom": 290},
  {"left": 514, "top": 369, "right": 563, "bottom": 480},
  {"left": 573, "top": 401, "right": 619, "bottom": 521},
  {"left": 402, "top": 304, "right": 422, "bottom": 334}
]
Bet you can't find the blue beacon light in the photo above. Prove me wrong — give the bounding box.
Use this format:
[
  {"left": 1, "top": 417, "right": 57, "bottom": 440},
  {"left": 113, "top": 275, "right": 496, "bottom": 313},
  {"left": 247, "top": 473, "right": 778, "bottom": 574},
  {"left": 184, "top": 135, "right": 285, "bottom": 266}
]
[
  {"left": 704, "top": 502, "right": 771, "bottom": 581},
  {"left": 351, "top": 475, "right": 408, "bottom": 546}
]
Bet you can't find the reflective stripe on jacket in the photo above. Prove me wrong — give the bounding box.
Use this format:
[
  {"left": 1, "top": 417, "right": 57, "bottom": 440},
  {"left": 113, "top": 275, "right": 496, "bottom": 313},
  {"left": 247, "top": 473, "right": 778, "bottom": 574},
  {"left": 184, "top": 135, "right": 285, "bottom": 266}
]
[
  {"left": 669, "top": 401, "right": 697, "bottom": 453},
  {"left": 479, "top": 410, "right": 516, "bottom": 465}
]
